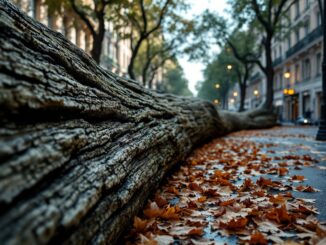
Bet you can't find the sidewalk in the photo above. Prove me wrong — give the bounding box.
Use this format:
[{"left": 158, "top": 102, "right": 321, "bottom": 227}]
[{"left": 124, "top": 126, "right": 326, "bottom": 244}]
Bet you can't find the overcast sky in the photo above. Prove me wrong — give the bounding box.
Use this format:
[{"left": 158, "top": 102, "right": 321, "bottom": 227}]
[{"left": 179, "top": 0, "right": 228, "bottom": 95}]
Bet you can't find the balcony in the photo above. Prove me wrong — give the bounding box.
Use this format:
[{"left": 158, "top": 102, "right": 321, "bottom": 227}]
[
  {"left": 272, "top": 57, "right": 283, "bottom": 67},
  {"left": 286, "top": 25, "right": 323, "bottom": 58}
]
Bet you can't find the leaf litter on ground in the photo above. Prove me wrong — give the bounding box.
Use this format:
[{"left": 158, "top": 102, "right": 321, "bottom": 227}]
[{"left": 124, "top": 128, "right": 325, "bottom": 244}]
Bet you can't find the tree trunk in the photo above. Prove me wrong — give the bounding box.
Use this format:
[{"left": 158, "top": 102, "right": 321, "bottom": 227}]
[
  {"left": 91, "top": 34, "right": 104, "bottom": 64},
  {"left": 262, "top": 37, "right": 274, "bottom": 110},
  {"left": 238, "top": 82, "right": 246, "bottom": 112},
  {"left": 0, "top": 2, "right": 277, "bottom": 245}
]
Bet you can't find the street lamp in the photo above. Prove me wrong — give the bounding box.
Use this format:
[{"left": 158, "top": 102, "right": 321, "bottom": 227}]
[
  {"left": 215, "top": 83, "right": 220, "bottom": 89},
  {"left": 227, "top": 64, "right": 233, "bottom": 70},
  {"left": 316, "top": 0, "right": 326, "bottom": 140},
  {"left": 253, "top": 90, "right": 259, "bottom": 96},
  {"left": 233, "top": 91, "right": 238, "bottom": 97},
  {"left": 213, "top": 99, "right": 219, "bottom": 105},
  {"left": 284, "top": 71, "right": 291, "bottom": 79}
]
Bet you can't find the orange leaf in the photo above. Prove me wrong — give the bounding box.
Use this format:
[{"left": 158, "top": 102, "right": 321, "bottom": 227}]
[
  {"left": 250, "top": 232, "right": 267, "bottom": 245},
  {"left": 204, "top": 188, "right": 221, "bottom": 197},
  {"left": 161, "top": 206, "right": 180, "bottom": 220},
  {"left": 154, "top": 195, "right": 168, "bottom": 208},
  {"left": 252, "top": 190, "right": 266, "bottom": 197},
  {"left": 197, "top": 196, "right": 207, "bottom": 203},
  {"left": 143, "top": 202, "right": 163, "bottom": 218},
  {"left": 266, "top": 205, "right": 292, "bottom": 224},
  {"left": 220, "top": 217, "right": 248, "bottom": 230},
  {"left": 292, "top": 175, "right": 305, "bottom": 181},
  {"left": 214, "top": 170, "right": 230, "bottom": 179},
  {"left": 133, "top": 216, "right": 148, "bottom": 232},
  {"left": 269, "top": 194, "right": 286, "bottom": 205},
  {"left": 214, "top": 207, "right": 226, "bottom": 218},
  {"left": 189, "top": 182, "right": 203, "bottom": 192},
  {"left": 187, "top": 200, "right": 198, "bottom": 209},
  {"left": 220, "top": 198, "right": 235, "bottom": 206},
  {"left": 187, "top": 228, "right": 203, "bottom": 236},
  {"left": 166, "top": 187, "right": 179, "bottom": 195},
  {"left": 239, "top": 178, "right": 253, "bottom": 192},
  {"left": 278, "top": 167, "right": 289, "bottom": 176},
  {"left": 295, "top": 185, "right": 317, "bottom": 192}
]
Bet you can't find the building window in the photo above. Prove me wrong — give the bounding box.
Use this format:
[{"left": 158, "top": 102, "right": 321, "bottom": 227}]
[
  {"left": 305, "top": 0, "right": 310, "bottom": 10},
  {"left": 295, "top": 1, "right": 300, "bottom": 19},
  {"left": 295, "top": 29, "right": 300, "bottom": 43},
  {"left": 287, "top": 36, "right": 291, "bottom": 49},
  {"left": 304, "top": 20, "right": 310, "bottom": 36},
  {"left": 302, "top": 58, "right": 311, "bottom": 80},
  {"left": 279, "top": 45, "right": 282, "bottom": 57},
  {"left": 316, "top": 53, "right": 322, "bottom": 76},
  {"left": 295, "top": 64, "right": 300, "bottom": 82}
]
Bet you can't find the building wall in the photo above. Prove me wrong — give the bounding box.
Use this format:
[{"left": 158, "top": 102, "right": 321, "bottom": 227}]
[
  {"left": 246, "top": 0, "right": 323, "bottom": 123},
  {"left": 13, "top": 0, "right": 132, "bottom": 78}
]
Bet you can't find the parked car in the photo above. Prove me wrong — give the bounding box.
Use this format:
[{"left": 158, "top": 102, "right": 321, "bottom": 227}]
[{"left": 296, "top": 116, "right": 313, "bottom": 125}]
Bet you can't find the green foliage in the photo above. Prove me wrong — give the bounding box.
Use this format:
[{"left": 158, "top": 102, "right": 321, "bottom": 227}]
[
  {"left": 197, "top": 49, "right": 237, "bottom": 104},
  {"left": 161, "top": 60, "right": 193, "bottom": 96},
  {"left": 123, "top": 0, "right": 194, "bottom": 84}
]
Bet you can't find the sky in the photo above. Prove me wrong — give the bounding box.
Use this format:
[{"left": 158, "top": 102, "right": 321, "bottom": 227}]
[{"left": 179, "top": 0, "right": 228, "bottom": 95}]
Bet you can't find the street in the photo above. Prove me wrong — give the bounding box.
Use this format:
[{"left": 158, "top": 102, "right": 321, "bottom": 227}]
[
  {"left": 125, "top": 126, "right": 326, "bottom": 244},
  {"left": 228, "top": 126, "right": 326, "bottom": 221}
]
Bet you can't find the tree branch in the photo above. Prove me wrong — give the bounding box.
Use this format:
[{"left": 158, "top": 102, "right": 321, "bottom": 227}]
[
  {"left": 140, "top": 0, "right": 147, "bottom": 33},
  {"left": 69, "top": 0, "right": 96, "bottom": 37},
  {"left": 145, "top": 0, "right": 171, "bottom": 38},
  {"left": 251, "top": 0, "right": 271, "bottom": 33}
]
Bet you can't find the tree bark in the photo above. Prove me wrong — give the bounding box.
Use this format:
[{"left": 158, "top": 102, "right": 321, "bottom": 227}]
[
  {"left": 0, "top": 2, "right": 276, "bottom": 245},
  {"left": 262, "top": 36, "right": 274, "bottom": 110}
]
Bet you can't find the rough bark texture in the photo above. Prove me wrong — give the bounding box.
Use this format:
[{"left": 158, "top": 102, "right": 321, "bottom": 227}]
[
  {"left": 0, "top": 1, "right": 276, "bottom": 244},
  {"left": 0, "top": 2, "right": 225, "bottom": 244}
]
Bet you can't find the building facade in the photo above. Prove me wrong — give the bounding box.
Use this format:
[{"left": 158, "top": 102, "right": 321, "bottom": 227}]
[
  {"left": 12, "top": 0, "right": 132, "bottom": 77},
  {"left": 242, "top": 0, "right": 323, "bottom": 123}
]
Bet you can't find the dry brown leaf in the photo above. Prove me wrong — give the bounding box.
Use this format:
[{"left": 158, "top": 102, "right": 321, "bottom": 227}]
[
  {"left": 143, "top": 202, "right": 163, "bottom": 218},
  {"left": 154, "top": 195, "right": 168, "bottom": 208},
  {"left": 278, "top": 167, "right": 289, "bottom": 176},
  {"left": 220, "top": 217, "right": 248, "bottom": 230},
  {"left": 250, "top": 232, "right": 267, "bottom": 245},
  {"left": 161, "top": 206, "right": 180, "bottom": 220},
  {"left": 188, "top": 228, "right": 204, "bottom": 236}
]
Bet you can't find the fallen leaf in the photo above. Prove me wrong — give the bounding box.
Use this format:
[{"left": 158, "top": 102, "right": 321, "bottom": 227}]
[
  {"left": 133, "top": 216, "right": 148, "bottom": 232},
  {"left": 143, "top": 202, "right": 162, "bottom": 218},
  {"left": 154, "top": 195, "right": 168, "bottom": 208},
  {"left": 250, "top": 232, "right": 267, "bottom": 245},
  {"left": 220, "top": 217, "right": 248, "bottom": 230},
  {"left": 188, "top": 228, "right": 204, "bottom": 236}
]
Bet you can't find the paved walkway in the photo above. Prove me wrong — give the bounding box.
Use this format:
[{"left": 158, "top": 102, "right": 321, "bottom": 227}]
[{"left": 124, "top": 126, "right": 326, "bottom": 244}]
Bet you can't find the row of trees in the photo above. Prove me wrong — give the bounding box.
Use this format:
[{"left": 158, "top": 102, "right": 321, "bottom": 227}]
[
  {"left": 196, "top": 0, "right": 298, "bottom": 111},
  {"left": 45, "top": 0, "right": 193, "bottom": 93}
]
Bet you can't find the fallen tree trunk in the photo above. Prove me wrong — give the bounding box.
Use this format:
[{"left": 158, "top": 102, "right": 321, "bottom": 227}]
[{"left": 0, "top": 1, "right": 276, "bottom": 244}]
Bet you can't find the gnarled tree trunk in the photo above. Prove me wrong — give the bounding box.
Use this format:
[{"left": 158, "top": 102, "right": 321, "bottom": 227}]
[{"left": 0, "top": 1, "right": 276, "bottom": 244}]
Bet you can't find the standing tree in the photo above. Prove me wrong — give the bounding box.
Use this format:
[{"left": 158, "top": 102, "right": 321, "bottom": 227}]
[
  {"left": 227, "top": 0, "right": 296, "bottom": 109},
  {"left": 225, "top": 31, "right": 255, "bottom": 112},
  {"left": 58, "top": 0, "right": 126, "bottom": 64},
  {"left": 121, "top": 0, "right": 172, "bottom": 80},
  {"left": 135, "top": 13, "right": 193, "bottom": 88},
  {"left": 161, "top": 59, "right": 193, "bottom": 96},
  {"left": 134, "top": 34, "right": 176, "bottom": 88},
  {"left": 197, "top": 51, "right": 237, "bottom": 109}
]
